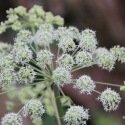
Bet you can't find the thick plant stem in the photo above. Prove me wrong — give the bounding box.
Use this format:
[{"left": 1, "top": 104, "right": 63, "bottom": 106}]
[{"left": 49, "top": 86, "right": 64, "bottom": 125}]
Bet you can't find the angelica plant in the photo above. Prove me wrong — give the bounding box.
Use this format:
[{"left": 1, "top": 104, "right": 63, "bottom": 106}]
[{"left": 0, "top": 5, "right": 125, "bottom": 125}]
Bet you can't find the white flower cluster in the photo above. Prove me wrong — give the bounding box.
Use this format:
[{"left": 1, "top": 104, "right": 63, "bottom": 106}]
[
  {"left": 23, "top": 99, "right": 45, "bottom": 123},
  {"left": 98, "top": 88, "right": 121, "bottom": 111},
  {"left": 1, "top": 100, "right": 45, "bottom": 125},
  {"left": 110, "top": 45, "right": 125, "bottom": 63},
  {"left": 52, "top": 67, "right": 72, "bottom": 86},
  {"left": 37, "top": 49, "right": 53, "bottom": 68},
  {"left": 34, "top": 23, "right": 54, "bottom": 46},
  {"left": 79, "top": 29, "right": 98, "bottom": 52},
  {"left": 64, "top": 106, "right": 89, "bottom": 125},
  {"left": 0, "top": 42, "right": 12, "bottom": 55},
  {"left": 15, "top": 30, "right": 33, "bottom": 43},
  {"left": 55, "top": 26, "right": 79, "bottom": 41},
  {"left": 75, "top": 75, "right": 96, "bottom": 94},
  {"left": 18, "top": 65, "right": 36, "bottom": 84},
  {"left": 94, "top": 48, "right": 115, "bottom": 71},
  {"left": 0, "top": 43, "right": 12, "bottom": 69},
  {"left": 58, "top": 37, "right": 76, "bottom": 52},
  {"left": 12, "top": 42, "right": 32, "bottom": 64},
  {"left": 57, "top": 26, "right": 79, "bottom": 52},
  {"left": 75, "top": 51, "right": 93, "bottom": 67},
  {"left": 0, "top": 6, "right": 125, "bottom": 125},
  {"left": 1, "top": 54, "right": 15, "bottom": 69},
  {"left": 0, "top": 43, "right": 35, "bottom": 87},
  {"left": 1, "top": 113, "right": 23, "bottom": 125},
  {"left": 0, "top": 22, "right": 6, "bottom": 34},
  {"left": 0, "top": 68, "right": 17, "bottom": 88},
  {"left": 57, "top": 54, "right": 74, "bottom": 70}
]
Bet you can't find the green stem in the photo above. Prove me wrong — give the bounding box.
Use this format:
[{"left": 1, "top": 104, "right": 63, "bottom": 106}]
[
  {"left": 48, "top": 86, "right": 63, "bottom": 125},
  {"left": 71, "top": 63, "right": 94, "bottom": 72},
  {"left": 28, "top": 43, "right": 37, "bottom": 54},
  {"left": 57, "top": 48, "right": 60, "bottom": 59},
  {"left": 72, "top": 45, "right": 79, "bottom": 57},
  {"left": 71, "top": 66, "right": 85, "bottom": 72},
  {"left": 93, "top": 90, "right": 101, "bottom": 94},
  {"left": 95, "top": 81, "right": 121, "bottom": 87},
  {"left": 58, "top": 86, "right": 73, "bottom": 105}
]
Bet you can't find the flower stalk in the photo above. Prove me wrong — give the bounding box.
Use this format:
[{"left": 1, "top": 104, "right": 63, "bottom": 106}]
[{"left": 49, "top": 85, "right": 64, "bottom": 125}]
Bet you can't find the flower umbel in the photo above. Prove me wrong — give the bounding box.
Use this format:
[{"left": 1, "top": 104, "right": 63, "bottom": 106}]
[
  {"left": 94, "top": 48, "right": 115, "bottom": 71},
  {"left": 75, "top": 51, "right": 93, "bottom": 67},
  {"left": 52, "top": 67, "right": 72, "bottom": 86},
  {"left": 98, "top": 88, "right": 121, "bottom": 111},
  {"left": 57, "top": 54, "right": 74, "bottom": 70},
  {"left": 12, "top": 42, "right": 32, "bottom": 64},
  {"left": 34, "top": 23, "right": 54, "bottom": 47},
  {"left": 18, "top": 65, "right": 36, "bottom": 84},
  {"left": 1, "top": 113, "right": 23, "bottom": 125},
  {"left": 0, "top": 5, "right": 125, "bottom": 125},
  {"left": 36, "top": 49, "right": 53, "bottom": 69},
  {"left": 58, "top": 37, "right": 76, "bottom": 52},
  {"left": 75, "top": 75, "right": 96, "bottom": 94},
  {"left": 0, "top": 42, "right": 12, "bottom": 55},
  {"left": 15, "top": 30, "right": 33, "bottom": 43},
  {"left": 79, "top": 29, "right": 98, "bottom": 52},
  {"left": 23, "top": 99, "right": 45, "bottom": 123},
  {"left": 0, "top": 68, "right": 17, "bottom": 88},
  {"left": 110, "top": 45, "right": 125, "bottom": 63},
  {"left": 64, "top": 106, "right": 89, "bottom": 125}
]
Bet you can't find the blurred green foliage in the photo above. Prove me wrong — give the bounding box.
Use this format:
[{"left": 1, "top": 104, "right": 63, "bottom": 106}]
[{"left": 93, "top": 112, "right": 122, "bottom": 125}]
